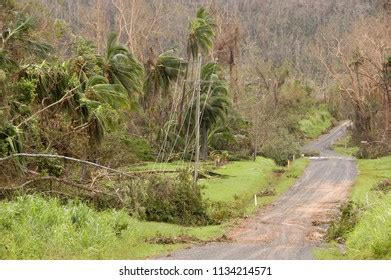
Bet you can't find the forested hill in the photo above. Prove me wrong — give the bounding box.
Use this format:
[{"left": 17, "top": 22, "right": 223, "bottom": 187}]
[{"left": 24, "top": 0, "right": 378, "bottom": 78}]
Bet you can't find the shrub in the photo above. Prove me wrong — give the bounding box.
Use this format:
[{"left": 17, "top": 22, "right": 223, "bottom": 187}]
[
  {"left": 12, "top": 78, "right": 37, "bottom": 104},
  {"left": 144, "top": 171, "right": 209, "bottom": 226},
  {"left": 99, "top": 132, "right": 153, "bottom": 167},
  {"left": 302, "top": 150, "right": 320, "bottom": 157},
  {"left": 299, "top": 106, "right": 333, "bottom": 138},
  {"left": 35, "top": 150, "right": 65, "bottom": 177},
  {"left": 207, "top": 194, "right": 250, "bottom": 224},
  {"left": 260, "top": 128, "right": 301, "bottom": 166}
]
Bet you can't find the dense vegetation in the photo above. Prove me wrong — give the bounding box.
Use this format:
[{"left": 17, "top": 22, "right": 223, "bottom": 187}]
[
  {"left": 0, "top": 0, "right": 389, "bottom": 259},
  {"left": 0, "top": 158, "right": 308, "bottom": 259}
]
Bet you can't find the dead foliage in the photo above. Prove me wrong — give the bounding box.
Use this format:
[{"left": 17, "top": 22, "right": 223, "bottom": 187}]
[
  {"left": 272, "top": 168, "right": 286, "bottom": 176},
  {"left": 257, "top": 188, "right": 276, "bottom": 197},
  {"left": 147, "top": 233, "right": 232, "bottom": 245},
  {"left": 372, "top": 179, "right": 391, "bottom": 193}
]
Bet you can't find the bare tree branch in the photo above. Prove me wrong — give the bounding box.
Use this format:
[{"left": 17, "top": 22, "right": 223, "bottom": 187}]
[{"left": 0, "top": 153, "right": 181, "bottom": 176}]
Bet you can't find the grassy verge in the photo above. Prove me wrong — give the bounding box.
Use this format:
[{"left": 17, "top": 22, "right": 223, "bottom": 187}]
[
  {"left": 0, "top": 157, "right": 308, "bottom": 259},
  {"left": 332, "top": 135, "right": 359, "bottom": 157},
  {"left": 201, "top": 157, "right": 276, "bottom": 202},
  {"left": 0, "top": 195, "right": 224, "bottom": 259},
  {"left": 202, "top": 157, "right": 308, "bottom": 211},
  {"left": 315, "top": 147, "right": 391, "bottom": 259}
]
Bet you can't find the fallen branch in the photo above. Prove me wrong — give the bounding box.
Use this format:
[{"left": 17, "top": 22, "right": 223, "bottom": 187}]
[
  {"left": 1, "top": 176, "right": 110, "bottom": 195},
  {"left": 0, "top": 153, "right": 136, "bottom": 177},
  {"left": 16, "top": 84, "right": 81, "bottom": 128},
  {"left": 0, "top": 176, "right": 125, "bottom": 208},
  {"left": 0, "top": 153, "right": 182, "bottom": 177}
]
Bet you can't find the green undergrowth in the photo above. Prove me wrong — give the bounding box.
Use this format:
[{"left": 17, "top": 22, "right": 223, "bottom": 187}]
[
  {"left": 0, "top": 157, "right": 308, "bottom": 259},
  {"left": 316, "top": 154, "right": 391, "bottom": 260},
  {"left": 0, "top": 195, "right": 225, "bottom": 259},
  {"left": 299, "top": 105, "right": 333, "bottom": 139},
  {"left": 351, "top": 157, "right": 391, "bottom": 202}
]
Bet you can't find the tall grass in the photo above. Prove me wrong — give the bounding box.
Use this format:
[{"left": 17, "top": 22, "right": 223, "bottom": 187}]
[
  {"left": 317, "top": 194, "right": 391, "bottom": 259},
  {"left": 344, "top": 195, "right": 391, "bottom": 259},
  {"left": 0, "top": 195, "right": 223, "bottom": 259},
  {"left": 316, "top": 156, "right": 391, "bottom": 260}
]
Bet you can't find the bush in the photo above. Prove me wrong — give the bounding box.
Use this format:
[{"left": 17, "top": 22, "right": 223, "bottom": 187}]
[
  {"left": 260, "top": 128, "right": 301, "bottom": 166},
  {"left": 372, "top": 180, "right": 391, "bottom": 194},
  {"left": 299, "top": 106, "right": 333, "bottom": 138},
  {"left": 207, "top": 195, "right": 249, "bottom": 224},
  {"left": 35, "top": 150, "right": 65, "bottom": 177},
  {"left": 99, "top": 132, "right": 154, "bottom": 167},
  {"left": 302, "top": 150, "right": 320, "bottom": 157},
  {"left": 357, "top": 141, "right": 391, "bottom": 159},
  {"left": 144, "top": 171, "right": 209, "bottom": 226},
  {"left": 343, "top": 194, "right": 391, "bottom": 259}
]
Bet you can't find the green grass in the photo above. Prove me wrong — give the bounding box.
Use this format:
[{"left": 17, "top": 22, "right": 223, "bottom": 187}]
[
  {"left": 351, "top": 157, "right": 391, "bottom": 202},
  {"left": 201, "top": 157, "right": 308, "bottom": 215},
  {"left": 332, "top": 135, "right": 359, "bottom": 157},
  {"left": 0, "top": 157, "right": 309, "bottom": 259},
  {"left": 316, "top": 155, "right": 391, "bottom": 260},
  {"left": 130, "top": 161, "right": 191, "bottom": 171},
  {"left": 256, "top": 158, "right": 309, "bottom": 207},
  {"left": 201, "top": 157, "right": 308, "bottom": 205},
  {"left": 299, "top": 106, "right": 333, "bottom": 138},
  {"left": 132, "top": 157, "right": 308, "bottom": 210},
  {"left": 0, "top": 195, "right": 225, "bottom": 259},
  {"left": 201, "top": 157, "right": 275, "bottom": 202}
]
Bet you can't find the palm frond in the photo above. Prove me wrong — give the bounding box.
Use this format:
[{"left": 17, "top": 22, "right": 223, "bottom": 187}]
[
  {"left": 185, "top": 61, "right": 230, "bottom": 132},
  {"left": 143, "top": 49, "right": 186, "bottom": 105},
  {"left": 86, "top": 76, "right": 130, "bottom": 110},
  {"left": 0, "top": 48, "right": 17, "bottom": 70},
  {"left": 105, "top": 32, "right": 144, "bottom": 96},
  {"left": 187, "top": 8, "right": 216, "bottom": 58},
  {"left": 2, "top": 16, "right": 53, "bottom": 59}
]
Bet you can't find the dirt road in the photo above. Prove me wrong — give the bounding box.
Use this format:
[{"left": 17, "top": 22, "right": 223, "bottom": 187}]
[{"left": 159, "top": 121, "right": 357, "bottom": 259}]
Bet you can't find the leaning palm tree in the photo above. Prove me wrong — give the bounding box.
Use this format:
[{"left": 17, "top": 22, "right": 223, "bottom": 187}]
[
  {"left": 82, "top": 74, "right": 130, "bottom": 145},
  {"left": 186, "top": 62, "right": 230, "bottom": 159},
  {"left": 1, "top": 16, "right": 52, "bottom": 60},
  {"left": 178, "top": 7, "right": 216, "bottom": 124},
  {"left": 103, "top": 32, "right": 144, "bottom": 100},
  {"left": 186, "top": 7, "right": 216, "bottom": 59},
  {"left": 77, "top": 74, "right": 131, "bottom": 180},
  {"left": 143, "top": 49, "right": 186, "bottom": 108}
]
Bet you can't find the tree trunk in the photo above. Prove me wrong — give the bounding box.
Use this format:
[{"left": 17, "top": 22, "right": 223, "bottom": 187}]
[
  {"left": 200, "top": 122, "right": 208, "bottom": 160},
  {"left": 354, "top": 105, "right": 372, "bottom": 140}
]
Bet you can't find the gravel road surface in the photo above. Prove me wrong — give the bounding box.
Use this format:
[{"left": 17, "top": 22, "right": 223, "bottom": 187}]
[{"left": 157, "top": 121, "right": 357, "bottom": 260}]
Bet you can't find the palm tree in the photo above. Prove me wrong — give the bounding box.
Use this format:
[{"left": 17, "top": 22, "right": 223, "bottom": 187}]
[
  {"left": 178, "top": 7, "right": 216, "bottom": 124},
  {"left": 81, "top": 75, "right": 130, "bottom": 145},
  {"left": 1, "top": 16, "right": 52, "bottom": 61},
  {"left": 186, "top": 62, "right": 230, "bottom": 159},
  {"left": 143, "top": 48, "right": 186, "bottom": 108},
  {"left": 186, "top": 8, "right": 216, "bottom": 59},
  {"left": 103, "top": 32, "right": 144, "bottom": 100}
]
